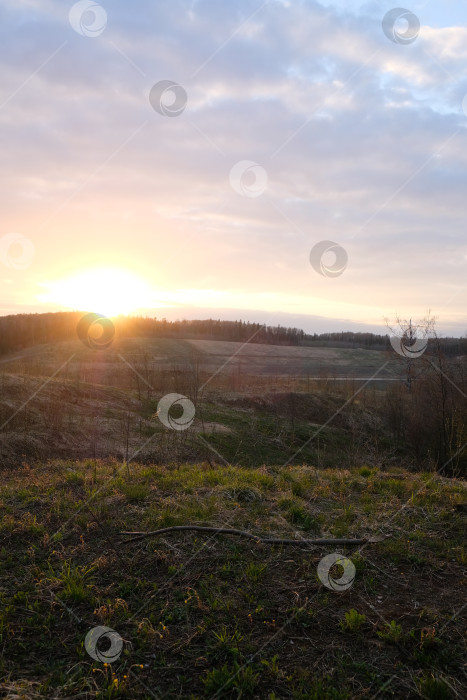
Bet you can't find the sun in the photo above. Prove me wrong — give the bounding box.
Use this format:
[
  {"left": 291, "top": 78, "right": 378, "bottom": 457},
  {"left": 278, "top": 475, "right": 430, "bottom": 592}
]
[{"left": 38, "top": 268, "right": 152, "bottom": 317}]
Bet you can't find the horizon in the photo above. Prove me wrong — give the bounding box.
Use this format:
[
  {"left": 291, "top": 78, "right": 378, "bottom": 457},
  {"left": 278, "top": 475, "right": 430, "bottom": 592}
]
[
  {"left": 1, "top": 1, "right": 466, "bottom": 336},
  {"left": 0, "top": 308, "right": 466, "bottom": 340}
]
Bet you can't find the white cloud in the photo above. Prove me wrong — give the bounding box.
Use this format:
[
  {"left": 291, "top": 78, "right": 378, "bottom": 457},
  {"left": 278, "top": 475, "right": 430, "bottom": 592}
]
[{"left": 0, "top": 0, "right": 465, "bottom": 334}]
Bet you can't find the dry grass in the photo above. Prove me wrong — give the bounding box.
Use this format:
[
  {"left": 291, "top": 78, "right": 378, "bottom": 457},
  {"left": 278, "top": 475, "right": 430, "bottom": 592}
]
[{"left": 0, "top": 460, "right": 465, "bottom": 698}]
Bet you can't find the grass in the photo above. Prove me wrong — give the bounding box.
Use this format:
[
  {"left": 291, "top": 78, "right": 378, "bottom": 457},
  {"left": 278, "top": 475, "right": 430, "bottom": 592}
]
[
  {"left": 339, "top": 609, "right": 366, "bottom": 633},
  {"left": 377, "top": 619, "right": 403, "bottom": 643},
  {"left": 418, "top": 675, "right": 453, "bottom": 699},
  {"left": 0, "top": 459, "right": 465, "bottom": 698}
]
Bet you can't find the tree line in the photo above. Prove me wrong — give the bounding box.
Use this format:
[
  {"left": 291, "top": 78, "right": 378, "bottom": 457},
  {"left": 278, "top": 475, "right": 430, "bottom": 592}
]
[{"left": 0, "top": 311, "right": 465, "bottom": 357}]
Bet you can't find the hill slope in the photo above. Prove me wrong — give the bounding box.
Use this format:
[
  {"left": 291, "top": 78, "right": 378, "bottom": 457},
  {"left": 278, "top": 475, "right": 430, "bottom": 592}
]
[{"left": 0, "top": 337, "right": 402, "bottom": 469}]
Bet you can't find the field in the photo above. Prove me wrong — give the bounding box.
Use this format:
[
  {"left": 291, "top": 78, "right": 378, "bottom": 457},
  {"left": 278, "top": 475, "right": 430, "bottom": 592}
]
[
  {"left": 0, "top": 337, "right": 403, "bottom": 468},
  {"left": 185, "top": 339, "right": 401, "bottom": 380},
  {"left": 0, "top": 337, "right": 403, "bottom": 384},
  {"left": 1, "top": 460, "right": 466, "bottom": 699},
  {"left": 0, "top": 335, "right": 466, "bottom": 698}
]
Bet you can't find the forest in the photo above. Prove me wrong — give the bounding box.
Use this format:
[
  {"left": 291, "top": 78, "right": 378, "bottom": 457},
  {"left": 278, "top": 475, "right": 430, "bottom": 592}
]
[{"left": 1, "top": 311, "right": 465, "bottom": 357}]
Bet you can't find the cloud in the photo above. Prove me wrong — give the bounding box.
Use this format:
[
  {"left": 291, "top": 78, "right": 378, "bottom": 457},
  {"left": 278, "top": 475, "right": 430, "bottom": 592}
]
[{"left": 0, "top": 0, "right": 465, "bottom": 335}]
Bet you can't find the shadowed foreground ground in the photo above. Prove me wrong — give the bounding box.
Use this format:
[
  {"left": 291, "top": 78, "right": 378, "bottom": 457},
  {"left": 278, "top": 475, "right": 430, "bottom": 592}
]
[{"left": 1, "top": 460, "right": 465, "bottom": 698}]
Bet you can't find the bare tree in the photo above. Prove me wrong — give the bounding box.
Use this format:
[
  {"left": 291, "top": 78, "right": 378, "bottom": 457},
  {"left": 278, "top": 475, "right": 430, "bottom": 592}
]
[
  {"left": 385, "top": 312, "right": 436, "bottom": 391},
  {"left": 385, "top": 314, "right": 466, "bottom": 474}
]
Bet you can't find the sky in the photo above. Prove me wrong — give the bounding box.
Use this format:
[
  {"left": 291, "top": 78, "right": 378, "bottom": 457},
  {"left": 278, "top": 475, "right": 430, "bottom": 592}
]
[{"left": 0, "top": 0, "right": 466, "bottom": 336}]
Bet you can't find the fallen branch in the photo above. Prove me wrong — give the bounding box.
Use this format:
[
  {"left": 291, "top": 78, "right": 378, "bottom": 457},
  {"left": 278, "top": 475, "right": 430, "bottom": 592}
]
[{"left": 119, "top": 526, "right": 383, "bottom": 546}]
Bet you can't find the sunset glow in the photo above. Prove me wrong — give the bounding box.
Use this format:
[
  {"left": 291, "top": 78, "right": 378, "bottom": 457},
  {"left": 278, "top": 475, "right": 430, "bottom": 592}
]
[
  {"left": 0, "top": 0, "right": 465, "bottom": 336},
  {"left": 38, "top": 268, "right": 153, "bottom": 317}
]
